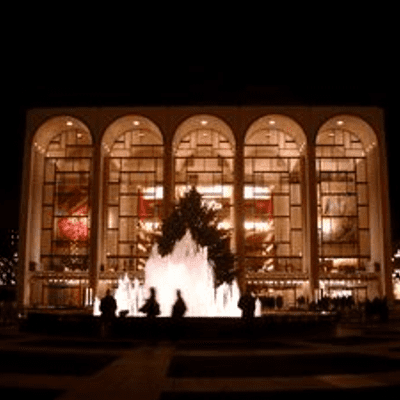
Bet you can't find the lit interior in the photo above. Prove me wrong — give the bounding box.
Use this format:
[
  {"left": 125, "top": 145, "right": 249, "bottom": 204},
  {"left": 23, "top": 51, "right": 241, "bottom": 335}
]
[
  {"left": 244, "top": 116, "right": 304, "bottom": 275},
  {"left": 316, "top": 127, "right": 370, "bottom": 272},
  {"left": 24, "top": 112, "right": 388, "bottom": 309}
]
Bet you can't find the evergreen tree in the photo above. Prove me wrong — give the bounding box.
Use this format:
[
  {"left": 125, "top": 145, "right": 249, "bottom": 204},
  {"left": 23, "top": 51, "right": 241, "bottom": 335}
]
[{"left": 157, "top": 187, "right": 236, "bottom": 287}]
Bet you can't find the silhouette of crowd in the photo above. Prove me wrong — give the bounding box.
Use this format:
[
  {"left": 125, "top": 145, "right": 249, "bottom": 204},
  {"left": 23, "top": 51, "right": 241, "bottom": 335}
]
[
  {"left": 98, "top": 282, "right": 392, "bottom": 342},
  {"left": 302, "top": 295, "right": 389, "bottom": 323}
]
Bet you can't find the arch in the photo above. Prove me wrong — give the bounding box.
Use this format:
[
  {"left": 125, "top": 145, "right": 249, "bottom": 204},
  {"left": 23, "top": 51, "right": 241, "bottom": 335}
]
[
  {"left": 32, "top": 115, "right": 92, "bottom": 152},
  {"left": 316, "top": 114, "right": 378, "bottom": 154},
  {"left": 173, "top": 114, "right": 235, "bottom": 152},
  {"left": 173, "top": 114, "right": 235, "bottom": 190},
  {"left": 26, "top": 115, "right": 94, "bottom": 308},
  {"left": 172, "top": 114, "right": 236, "bottom": 247},
  {"left": 243, "top": 114, "right": 307, "bottom": 276},
  {"left": 315, "top": 114, "right": 380, "bottom": 280},
  {"left": 101, "top": 115, "right": 163, "bottom": 151},
  {"left": 245, "top": 114, "right": 307, "bottom": 154},
  {"left": 99, "top": 115, "right": 164, "bottom": 282}
]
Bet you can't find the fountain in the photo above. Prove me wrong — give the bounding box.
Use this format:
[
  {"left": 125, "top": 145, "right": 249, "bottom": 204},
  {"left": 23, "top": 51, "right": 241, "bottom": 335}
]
[{"left": 94, "top": 230, "right": 261, "bottom": 317}]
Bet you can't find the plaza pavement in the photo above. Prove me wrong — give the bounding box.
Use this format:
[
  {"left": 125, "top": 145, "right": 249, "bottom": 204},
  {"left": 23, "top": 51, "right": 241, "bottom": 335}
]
[{"left": 1, "top": 318, "right": 400, "bottom": 400}]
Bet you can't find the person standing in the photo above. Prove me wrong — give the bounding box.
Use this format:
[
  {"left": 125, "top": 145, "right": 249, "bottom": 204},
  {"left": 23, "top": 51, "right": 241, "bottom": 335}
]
[
  {"left": 100, "top": 289, "right": 117, "bottom": 338},
  {"left": 172, "top": 289, "right": 187, "bottom": 319},
  {"left": 238, "top": 287, "right": 256, "bottom": 322},
  {"left": 171, "top": 289, "right": 187, "bottom": 341},
  {"left": 139, "top": 287, "right": 160, "bottom": 318},
  {"left": 139, "top": 287, "right": 160, "bottom": 344}
]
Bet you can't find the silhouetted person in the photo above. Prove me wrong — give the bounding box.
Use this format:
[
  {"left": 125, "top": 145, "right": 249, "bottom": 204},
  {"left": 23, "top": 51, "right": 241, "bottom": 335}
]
[
  {"left": 238, "top": 287, "right": 256, "bottom": 322},
  {"left": 170, "top": 290, "right": 187, "bottom": 341},
  {"left": 172, "top": 290, "right": 187, "bottom": 319},
  {"left": 100, "top": 289, "right": 117, "bottom": 338},
  {"left": 139, "top": 287, "right": 160, "bottom": 318},
  {"left": 139, "top": 287, "right": 160, "bottom": 344}
]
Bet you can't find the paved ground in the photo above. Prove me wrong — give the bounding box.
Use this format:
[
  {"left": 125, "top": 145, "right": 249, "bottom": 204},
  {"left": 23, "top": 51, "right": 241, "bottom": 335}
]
[{"left": 1, "top": 319, "right": 400, "bottom": 400}]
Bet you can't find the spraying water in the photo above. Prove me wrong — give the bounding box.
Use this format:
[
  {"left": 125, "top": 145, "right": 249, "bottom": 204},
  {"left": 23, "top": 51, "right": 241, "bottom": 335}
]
[{"left": 94, "top": 230, "right": 261, "bottom": 317}]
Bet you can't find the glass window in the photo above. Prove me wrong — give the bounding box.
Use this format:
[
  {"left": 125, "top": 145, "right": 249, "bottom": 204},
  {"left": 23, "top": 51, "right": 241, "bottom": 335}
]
[
  {"left": 359, "top": 206, "right": 369, "bottom": 228},
  {"left": 108, "top": 207, "right": 119, "bottom": 229},
  {"left": 45, "top": 160, "right": 55, "bottom": 182},
  {"left": 316, "top": 129, "right": 370, "bottom": 271},
  {"left": 104, "top": 128, "right": 163, "bottom": 274},
  {"left": 42, "top": 207, "right": 53, "bottom": 229},
  {"left": 244, "top": 128, "right": 303, "bottom": 274},
  {"left": 40, "top": 130, "right": 92, "bottom": 272},
  {"left": 291, "top": 230, "right": 303, "bottom": 256},
  {"left": 359, "top": 230, "right": 370, "bottom": 256},
  {"left": 43, "top": 185, "right": 54, "bottom": 204},
  {"left": 41, "top": 230, "right": 52, "bottom": 254},
  {"left": 174, "top": 128, "right": 234, "bottom": 242},
  {"left": 291, "top": 206, "right": 302, "bottom": 229},
  {"left": 120, "top": 196, "right": 135, "bottom": 216}
]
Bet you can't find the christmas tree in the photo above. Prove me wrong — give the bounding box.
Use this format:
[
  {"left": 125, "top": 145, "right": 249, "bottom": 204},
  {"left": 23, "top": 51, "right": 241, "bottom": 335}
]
[{"left": 157, "top": 187, "right": 236, "bottom": 287}]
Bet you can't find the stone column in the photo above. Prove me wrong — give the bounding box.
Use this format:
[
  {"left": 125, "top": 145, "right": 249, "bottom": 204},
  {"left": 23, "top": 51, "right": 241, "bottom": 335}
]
[
  {"left": 368, "top": 144, "right": 393, "bottom": 300},
  {"left": 26, "top": 150, "right": 44, "bottom": 268},
  {"left": 89, "top": 141, "right": 102, "bottom": 304},
  {"left": 304, "top": 143, "right": 319, "bottom": 303},
  {"left": 380, "top": 151, "right": 394, "bottom": 302},
  {"left": 18, "top": 143, "right": 38, "bottom": 310},
  {"left": 234, "top": 136, "right": 245, "bottom": 292},
  {"left": 163, "top": 136, "right": 174, "bottom": 219}
]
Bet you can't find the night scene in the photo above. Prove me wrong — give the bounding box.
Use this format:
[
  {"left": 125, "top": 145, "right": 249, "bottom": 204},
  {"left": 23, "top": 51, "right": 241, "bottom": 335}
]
[{"left": 1, "top": 51, "right": 400, "bottom": 399}]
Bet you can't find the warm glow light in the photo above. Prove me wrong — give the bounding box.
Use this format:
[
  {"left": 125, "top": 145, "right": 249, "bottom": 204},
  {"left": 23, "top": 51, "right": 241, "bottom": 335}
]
[
  {"left": 329, "top": 288, "right": 352, "bottom": 298},
  {"left": 244, "top": 186, "right": 271, "bottom": 199},
  {"left": 177, "top": 185, "right": 233, "bottom": 198},
  {"left": 320, "top": 218, "right": 333, "bottom": 235},
  {"left": 143, "top": 185, "right": 164, "bottom": 199},
  {"left": 217, "top": 221, "right": 231, "bottom": 230},
  {"left": 269, "top": 120, "right": 276, "bottom": 125},
  {"left": 133, "top": 121, "right": 140, "bottom": 126},
  {"left": 394, "top": 280, "right": 400, "bottom": 300},
  {"left": 143, "top": 221, "right": 161, "bottom": 231},
  {"left": 201, "top": 120, "right": 208, "bottom": 125},
  {"left": 337, "top": 120, "right": 344, "bottom": 126},
  {"left": 66, "top": 121, "right": 73, "bottom": 126},
  {"left": 203, "top": 199, "right": 223, "bottom": 210},
  {"left": 332, "top": 258, "right": 358, "bottom": 267},
  {"left": 245, "top": 221, "right": 273, "bottom": 231}
]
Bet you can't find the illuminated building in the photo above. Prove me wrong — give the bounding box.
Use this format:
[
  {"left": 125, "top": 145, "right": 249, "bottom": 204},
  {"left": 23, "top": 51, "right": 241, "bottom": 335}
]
[{"left": 17, "top": 106, "right": 393, "bottom": 310}]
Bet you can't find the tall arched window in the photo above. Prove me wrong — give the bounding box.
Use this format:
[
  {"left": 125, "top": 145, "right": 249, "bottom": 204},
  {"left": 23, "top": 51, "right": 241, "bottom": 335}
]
[
  {"left": 316, "top": 118, "right": 372, "bottom": 274},
  {"left": 26, "top": 117, "right": 93, "bottom": 308},
  {"left": 102, "top": 117, "right": 164, "bottom": 275},
  {"left": 244, "top": 116, "right": 306, "bottom": 274},
  {"left": 40, "top": 126, "right": 93, "bottom": 272},
  {"left": 174, "top": 116, "right": 235, "bottom": 245}
]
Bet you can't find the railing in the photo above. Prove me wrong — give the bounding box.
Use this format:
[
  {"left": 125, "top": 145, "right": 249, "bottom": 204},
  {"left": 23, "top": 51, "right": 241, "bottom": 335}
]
[{"left": 319, "top": 272, "right": 379, "bottom": 280}]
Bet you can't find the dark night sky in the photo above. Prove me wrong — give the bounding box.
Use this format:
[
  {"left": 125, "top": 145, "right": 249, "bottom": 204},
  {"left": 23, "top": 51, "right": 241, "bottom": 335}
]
[{"left": 2, "top": 44, "right": 398, "bottom": 242}]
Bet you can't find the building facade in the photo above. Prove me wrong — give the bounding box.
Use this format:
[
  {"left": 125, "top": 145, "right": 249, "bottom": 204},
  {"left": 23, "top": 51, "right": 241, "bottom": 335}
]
[{"left": 17, "top": 106, "right": 393, "bottom": 310}]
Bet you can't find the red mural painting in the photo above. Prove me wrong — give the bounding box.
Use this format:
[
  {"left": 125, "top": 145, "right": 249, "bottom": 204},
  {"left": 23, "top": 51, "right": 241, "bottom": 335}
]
[{"left": 58, "top": 204, "right": 89, "bottom": 241}]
